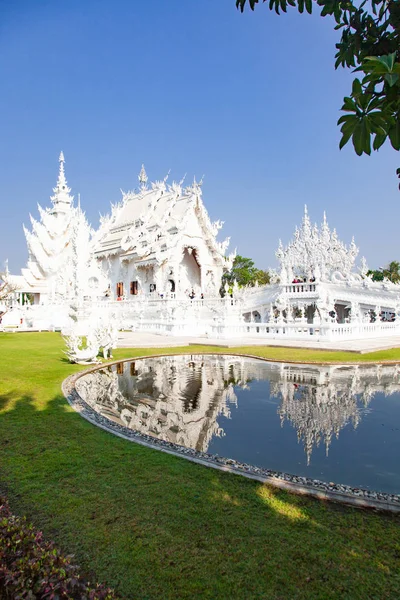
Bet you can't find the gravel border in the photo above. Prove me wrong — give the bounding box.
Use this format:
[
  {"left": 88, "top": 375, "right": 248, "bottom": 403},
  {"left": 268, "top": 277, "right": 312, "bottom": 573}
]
[{"left": 62, "top": 354, "right": 400, "bottom": 514}]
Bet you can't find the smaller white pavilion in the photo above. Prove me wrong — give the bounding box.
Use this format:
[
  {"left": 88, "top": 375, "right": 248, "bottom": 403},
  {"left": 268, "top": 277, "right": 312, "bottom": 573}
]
[{"left": 234, "top": 206, "right": 400, "bottom": 340}]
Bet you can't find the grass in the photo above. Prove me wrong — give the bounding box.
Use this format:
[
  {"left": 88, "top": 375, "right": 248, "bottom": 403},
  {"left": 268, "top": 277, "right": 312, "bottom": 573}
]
[{"left": 0, "top": 332, "right": 399, "bottom": 599}]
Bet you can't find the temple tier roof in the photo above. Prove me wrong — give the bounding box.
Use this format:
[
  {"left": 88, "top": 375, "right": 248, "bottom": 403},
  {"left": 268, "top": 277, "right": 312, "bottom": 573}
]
[
  {"left": 94, "top": 167, "right": 234, "bottom": 268},
  {"left": 22, "top": 153, "right": 76, "bottom": 281}
]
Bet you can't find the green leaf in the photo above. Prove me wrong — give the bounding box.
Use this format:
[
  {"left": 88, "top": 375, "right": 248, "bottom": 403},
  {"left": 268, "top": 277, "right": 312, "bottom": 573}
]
[
  {"left": 338, "top": 114, "right": 358, "bottom": 125},
  {"left": 388, "top": 123, "right": 400, "bottom": 151},
  {"left": 352, "top": 78, "right": 362, "bottom": 97},
  {"left": 373, "top": 132, "right": 387, "bottom": 150},
  {"left": 358, "top": 91, "right": 370, "bottom": 111},
  {"left": 352, "top": 124, "right": 364, "bottom": 156},
  {"left": 369, "top": 121, "right": 386, "bottom": 135},
  {"left": 364, "top": 54, "right": 397, "bottom": 73},
  {"left": 382, "top": 53, "right": 396, "bottom": 71},
  {"left": 341, "top": 96, "right": 357, "bottom": 112},
  {"left": 339, "top": 127, "right": 354, "bottom": 149},
  {"left": 352, "top": 120, "right": 371, "bottom": 155},
  {"left": 280, "top": 0, "right": 288, "bottom": 13},
  {"left": 385, "top": 73, "right": 399, "bottom": 87}
]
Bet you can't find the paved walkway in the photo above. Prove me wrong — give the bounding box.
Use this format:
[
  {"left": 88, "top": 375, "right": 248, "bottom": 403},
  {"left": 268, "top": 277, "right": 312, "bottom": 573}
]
[{"left": 117, "top": 331, "right": 400, "bottom": 354}]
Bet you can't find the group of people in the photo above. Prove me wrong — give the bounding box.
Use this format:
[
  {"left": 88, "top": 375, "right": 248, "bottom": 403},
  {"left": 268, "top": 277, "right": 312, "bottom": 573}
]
[
  {"left": 292, "top": 276, "right": 316, "bottom": 284},
  {"left": 186, "top": 289, "right": 204, "bottom": 300}
]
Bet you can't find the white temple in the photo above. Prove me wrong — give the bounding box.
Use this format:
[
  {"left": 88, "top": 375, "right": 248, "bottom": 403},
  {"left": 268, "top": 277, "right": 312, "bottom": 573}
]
[
  {"left": 94, "top": 164, "right": 233, "bottom": 300},
  {"left": 2, "top": 152, "right": 400, "bottom": 342}
]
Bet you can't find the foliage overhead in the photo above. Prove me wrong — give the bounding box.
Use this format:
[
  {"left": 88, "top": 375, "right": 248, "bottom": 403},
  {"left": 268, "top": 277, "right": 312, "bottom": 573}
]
[
  {"left": 222, "top": 254, "right": 270, "bottom": 289},
  {"left": 236, "top": 0, "right": 400, "bottom": 167}
]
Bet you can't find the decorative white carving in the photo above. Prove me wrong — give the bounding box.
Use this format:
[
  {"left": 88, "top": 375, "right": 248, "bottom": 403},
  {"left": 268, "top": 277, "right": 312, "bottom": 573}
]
[{"left": 276, "top": 206, "right": 360, "bottom": 282}]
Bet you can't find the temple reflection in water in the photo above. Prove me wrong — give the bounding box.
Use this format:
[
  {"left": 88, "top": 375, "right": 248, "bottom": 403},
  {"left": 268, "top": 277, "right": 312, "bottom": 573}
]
[
  {"left": 76, "top": 355, "right": 400, "bottom": 461},
  {"left": 272, "top": 362, "right": 400, "bottom": 463}
]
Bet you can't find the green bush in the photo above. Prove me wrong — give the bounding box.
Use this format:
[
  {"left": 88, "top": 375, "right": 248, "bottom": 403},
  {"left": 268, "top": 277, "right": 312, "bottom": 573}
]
[{"left": 0, "top": 496, "right": 117, "bottom": 599}]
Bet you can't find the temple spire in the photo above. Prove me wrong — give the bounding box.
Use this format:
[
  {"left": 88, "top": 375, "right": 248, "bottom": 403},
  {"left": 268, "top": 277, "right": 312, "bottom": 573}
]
[
  {"left": 57, "top": 151, "right": 67, "bottom": 189},
  {"left": 138, "top": 164, "right": 148, "bottom": 190},
  {"left": 50, "top": 151, "right": 73, "bottom": 213}
]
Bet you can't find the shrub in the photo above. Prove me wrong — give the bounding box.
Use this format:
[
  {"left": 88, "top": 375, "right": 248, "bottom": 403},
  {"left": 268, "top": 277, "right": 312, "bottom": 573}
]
[{"left": 0, "top": 495, "right": 117, "bottom": 599}]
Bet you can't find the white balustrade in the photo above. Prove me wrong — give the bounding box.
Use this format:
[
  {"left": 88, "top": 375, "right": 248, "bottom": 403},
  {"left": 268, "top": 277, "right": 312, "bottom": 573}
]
[{"left": 284, "top": 283, "right": 317, "bottom": 294}]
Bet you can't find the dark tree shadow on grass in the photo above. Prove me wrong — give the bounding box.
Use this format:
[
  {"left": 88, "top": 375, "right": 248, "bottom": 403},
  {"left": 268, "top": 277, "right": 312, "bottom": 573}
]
[{"left": 0, "top": 390, "right": 399, "bottom": 600}]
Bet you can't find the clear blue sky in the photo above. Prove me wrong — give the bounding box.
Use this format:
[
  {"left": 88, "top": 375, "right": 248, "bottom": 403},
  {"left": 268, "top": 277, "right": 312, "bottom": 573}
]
[{"left": 0, "top": 0, "right": 398, "bottom": 273}]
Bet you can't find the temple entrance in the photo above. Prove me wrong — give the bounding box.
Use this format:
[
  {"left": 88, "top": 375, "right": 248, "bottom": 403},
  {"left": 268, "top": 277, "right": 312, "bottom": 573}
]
[
  {"left": 335, "top": 304, "right": 346, "bottom": 323},
  {"left": 180, "top": 247, "right": 201, "bottom": 294},
  {"left": 116, "top": 282, "right": 124, "bottom": 298},
  {"left": 168, "top": 279, "right": 176, "bottom": 293}
]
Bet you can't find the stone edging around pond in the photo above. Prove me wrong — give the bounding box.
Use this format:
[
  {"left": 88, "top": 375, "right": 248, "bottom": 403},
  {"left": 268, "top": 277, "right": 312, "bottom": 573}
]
[{"left": 62, "top": 354, "right": 400, "bottom": 515}]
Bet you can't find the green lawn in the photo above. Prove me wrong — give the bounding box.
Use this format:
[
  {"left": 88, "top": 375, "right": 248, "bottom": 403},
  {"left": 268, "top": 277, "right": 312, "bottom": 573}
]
[{"left": 0, "top": 332, "right": 399, "bottom": 599}]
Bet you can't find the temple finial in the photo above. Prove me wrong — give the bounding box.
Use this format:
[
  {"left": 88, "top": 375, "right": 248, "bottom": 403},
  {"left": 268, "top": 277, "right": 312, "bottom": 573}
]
[
  {"left": 138, "top": 164, "right": 148, "bottom": 189},
  {"left": 56, "top": 151, "right": 67, "bottom": 189},
  {"left": 50, "top": 151, "right": 72, "bottom": 210}
]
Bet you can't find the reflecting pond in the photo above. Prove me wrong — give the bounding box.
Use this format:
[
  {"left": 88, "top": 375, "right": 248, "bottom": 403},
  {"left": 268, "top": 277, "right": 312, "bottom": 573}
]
[{"left": 76, "top": 354, "right": 400, "bottom": 494}]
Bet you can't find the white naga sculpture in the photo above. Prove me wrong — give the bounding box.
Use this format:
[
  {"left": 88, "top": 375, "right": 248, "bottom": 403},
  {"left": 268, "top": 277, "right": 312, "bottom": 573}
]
[
  {"left": 64, "top": 308, "right": 119, "bottom": 364},
  {"left": 64, "top": 333, "right": 101, "bottom": 365},
  {"left": 91, "top": 315, "right": 119, "bottom": 359}
]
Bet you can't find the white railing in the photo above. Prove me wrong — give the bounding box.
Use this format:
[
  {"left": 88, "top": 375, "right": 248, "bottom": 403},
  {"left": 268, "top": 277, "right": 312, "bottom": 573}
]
[
  {"left": 284, "top": 283, "right": 317, "bottom": 294},
  {"left": 87, "top": 296, "right": 237, "bottom": 310},
  {"left": 326, "top": 321, "right": 399, "bottom": 339},
  {"left": 207, "top": 319, "right": 400, "bottom": 340},
  {"left": 4, "top": 299, "right": 400, "bottom": 341}
]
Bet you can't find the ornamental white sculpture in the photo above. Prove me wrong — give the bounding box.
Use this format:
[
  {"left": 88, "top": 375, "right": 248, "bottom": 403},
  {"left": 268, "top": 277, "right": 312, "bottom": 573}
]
[
  {"left": 64, "top": 333, "right": 101, "bottom": 365},
  {"left": 276, "top": 206, "right": 360, "bottom": 283}
]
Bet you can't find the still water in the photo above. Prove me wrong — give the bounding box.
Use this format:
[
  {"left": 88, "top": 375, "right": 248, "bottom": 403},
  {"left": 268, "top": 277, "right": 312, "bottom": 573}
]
[{"left": 76, "top": 354, "right": 400, "bottom": 494}]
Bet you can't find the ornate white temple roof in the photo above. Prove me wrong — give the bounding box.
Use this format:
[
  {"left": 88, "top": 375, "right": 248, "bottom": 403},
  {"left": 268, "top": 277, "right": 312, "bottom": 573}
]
[{"left": 94, "top": 166, "right": 233, "bottom": 267}]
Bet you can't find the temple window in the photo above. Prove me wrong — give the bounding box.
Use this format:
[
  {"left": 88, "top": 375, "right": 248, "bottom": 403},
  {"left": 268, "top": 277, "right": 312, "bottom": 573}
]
[
  {"left": 130, "top": 362, "right": 138, "bottom": 376},
  {"left": 149, "top": 283, "right": 156, "bottom": 293},
  {"left": 130, "top": 281, "right": 138, "bottom": 295},
  {"left": 116, "top": 282, "right": 124, "bottom": 297}
]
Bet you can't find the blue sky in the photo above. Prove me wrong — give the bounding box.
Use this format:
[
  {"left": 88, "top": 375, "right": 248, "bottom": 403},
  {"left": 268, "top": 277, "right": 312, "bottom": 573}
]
[{"left": 0, "top": 0, "right": 398, "bottom": 273}]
